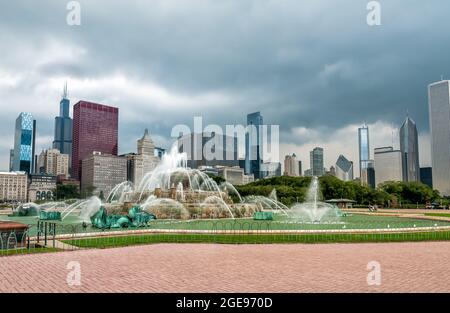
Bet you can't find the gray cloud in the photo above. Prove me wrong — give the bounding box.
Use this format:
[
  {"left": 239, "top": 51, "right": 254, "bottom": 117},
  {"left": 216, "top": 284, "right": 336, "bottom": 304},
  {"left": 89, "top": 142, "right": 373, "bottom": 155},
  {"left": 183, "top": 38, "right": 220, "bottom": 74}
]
[{"left": 0, "top": 0, "right": 448, "bottom": 171}]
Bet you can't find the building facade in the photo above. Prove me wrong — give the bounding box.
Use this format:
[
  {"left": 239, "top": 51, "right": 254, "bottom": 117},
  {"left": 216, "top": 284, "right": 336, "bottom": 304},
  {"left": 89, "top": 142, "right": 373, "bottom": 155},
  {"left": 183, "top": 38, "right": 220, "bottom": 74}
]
[
  {"left": 0, "top": 172, "right": 28, "bottom": 202},
  {"left": 9, "top": 149, "right": 14, "bottom": 172},
  {"left": 28, "top": 174, "right": 57, "bottom": 202},
  {"left": 428, "top": 80, "right": 450, "bottom": 196},
  {"left": 420, "top": 167, "right": 433, "bottom": 189},
  {"left": 81, "top": 152, "right": 127, "bottom": 198},
  {"left": 37, "top": 149, "right": 70, "bottom": 177},
  {"left": 335, "top": 155, "right": 354, "bottom": 181},
  {"left": 13, "top": 112, "right": 35, "bottom": 173},
  {"left": 154, "top": 147, "right": 166, "bottom": 159},
  {"left": 245, "top": 112, "right": 264, "bottom": 179},
  {"left": 361, "top": 160, "right": 376, "bottom": 188},
  {"left": 260, "top": 162, "right": 282, "bottom": 178},
  {"left": 178, "top": 132, "right": 239, "bottom": 169},
  {"left": 72, "top": 101, "right": 119, "bottom": 180},
  {"left": 284, "top": 154, "right": 299, "bottom": 176},
  {"left": 130, "top": 130, "right": 160, "bottom": 187},
  {"left": 53, "top": 83, "right": 73, "bottom": 170},
  {"left": 217, "top": 166, "right": 245, "bottom": 186},
  {"left": 310, "top": 147, "right": 324, "bottom": 177},
  {"left": 400, "top": 116, "right": 420, "bottom": 182},
  {"left": 358, "top": 125, "right": 371, "bottom": 185},
  {"left": 374, "top": 147, "right": 403, "bottom": 186}
]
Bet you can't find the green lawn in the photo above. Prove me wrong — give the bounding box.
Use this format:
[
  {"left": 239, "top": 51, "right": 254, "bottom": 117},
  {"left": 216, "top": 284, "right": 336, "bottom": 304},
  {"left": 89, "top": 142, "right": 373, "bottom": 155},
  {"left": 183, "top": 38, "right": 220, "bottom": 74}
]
[
  {"left": 62, "top": 230, "right": 450, "bottom": 248},
  {"left": 3, "top": 213, "right": 450, "bottom": 237},
  {"left": 0, "top": 247, "right": 60, "bottom": 257},
  {"left": 425, "top": 213, "right": 450, "bottom": 218}
]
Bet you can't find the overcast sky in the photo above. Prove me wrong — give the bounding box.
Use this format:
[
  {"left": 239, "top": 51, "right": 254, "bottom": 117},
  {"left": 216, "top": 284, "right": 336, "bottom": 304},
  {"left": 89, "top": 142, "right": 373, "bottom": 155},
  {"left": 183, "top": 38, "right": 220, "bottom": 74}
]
[{"left": 1, "top": 0, "right": 449, "bottom": 174}]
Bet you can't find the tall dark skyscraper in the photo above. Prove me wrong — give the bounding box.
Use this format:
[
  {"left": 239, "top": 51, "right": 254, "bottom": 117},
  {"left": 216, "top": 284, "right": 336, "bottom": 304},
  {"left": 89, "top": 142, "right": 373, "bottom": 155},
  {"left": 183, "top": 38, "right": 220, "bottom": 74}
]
[
  {"left": 245, "top": 112, "right": 263, "bottom": 179},
  {"left": 400, "top": 115, "right": 420, "bottom": 182},
  {"left": 310, "top": 147, "right": 324, "bottom": 176},
  {"left": 13, "top": 112, "right": 35, "bottom": 173},
  {"left": 71, "top": 101, "right": 119, "bottom": 180},
  {"left": 53, "top": 83, "right": 73, "bottom": 168}
]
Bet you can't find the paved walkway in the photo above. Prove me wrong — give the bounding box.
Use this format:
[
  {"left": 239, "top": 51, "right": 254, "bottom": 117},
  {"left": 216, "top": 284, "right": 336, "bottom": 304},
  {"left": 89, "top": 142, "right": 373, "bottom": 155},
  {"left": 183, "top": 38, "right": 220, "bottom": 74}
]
[{"left": 1, "top": 242, "right": 449, "bottom": 292}]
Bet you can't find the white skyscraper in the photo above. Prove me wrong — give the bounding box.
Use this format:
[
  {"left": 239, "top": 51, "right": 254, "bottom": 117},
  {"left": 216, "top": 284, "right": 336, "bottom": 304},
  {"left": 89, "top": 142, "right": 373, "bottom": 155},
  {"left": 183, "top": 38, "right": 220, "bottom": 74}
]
[{"left": 428, "top": 80, "right": 450, "bottom": 196}]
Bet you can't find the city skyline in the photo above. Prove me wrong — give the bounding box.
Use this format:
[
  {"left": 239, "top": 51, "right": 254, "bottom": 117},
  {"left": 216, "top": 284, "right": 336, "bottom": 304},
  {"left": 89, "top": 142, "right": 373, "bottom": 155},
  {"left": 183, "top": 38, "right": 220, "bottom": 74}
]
[{"left": 1, "top": 1, "right": 449, "bottom": 173}]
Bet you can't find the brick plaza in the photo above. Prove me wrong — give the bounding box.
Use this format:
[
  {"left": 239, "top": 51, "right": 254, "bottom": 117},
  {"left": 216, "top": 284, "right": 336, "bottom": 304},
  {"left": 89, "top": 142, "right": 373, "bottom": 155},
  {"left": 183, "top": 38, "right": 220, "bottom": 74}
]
[{"left": 1, "top": 242, "right": 449, "bottom": 292}]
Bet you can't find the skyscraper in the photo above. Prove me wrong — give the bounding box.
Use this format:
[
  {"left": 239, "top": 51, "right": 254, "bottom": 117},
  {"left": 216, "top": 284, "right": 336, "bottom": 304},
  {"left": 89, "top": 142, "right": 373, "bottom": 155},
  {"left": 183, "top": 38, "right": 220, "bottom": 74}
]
[
  {"left": 428, "top": 80, "right": 450, "bottom": 196},
  {"left": 310, "top": 147, "right": 324, "bottom": 177},
  {"left": 130, "top": 129, "right": 160, "bottom": 187},
  {"left": 245, "top": 112, "right": 263, "bottom": 179},
  {"left": 13, "top": 112, "right": 35, "bottom": 173},
  {"left": 335, "top": 155, "right": 354, "bottom": 181},
  {"left": 374, "top": 147, "right": 403, "bottom": 186},
  {"left": 53, "top": 83, "right": 73, "bottom": 170},
  {"left": 284, "top": 154, "right": 299, "bottom": 176},
  {"left": 358, "top": 125, "right": 370, "bottom": 184},
  {"left": 9, "top": 149, "right": 14, "bottom": 172},
  {"left": 72, "top": 101, "right": 119, "bottom": 180},
  {"left": 400, "top": 115, "right": 420, "bottom": 182}
]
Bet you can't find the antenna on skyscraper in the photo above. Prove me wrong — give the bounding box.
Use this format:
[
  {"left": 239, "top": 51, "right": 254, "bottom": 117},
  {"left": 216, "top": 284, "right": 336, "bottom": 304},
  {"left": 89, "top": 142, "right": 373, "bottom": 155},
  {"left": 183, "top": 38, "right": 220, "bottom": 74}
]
[{"left": 62, "top": 81, "right": 68, "bottom": 99}]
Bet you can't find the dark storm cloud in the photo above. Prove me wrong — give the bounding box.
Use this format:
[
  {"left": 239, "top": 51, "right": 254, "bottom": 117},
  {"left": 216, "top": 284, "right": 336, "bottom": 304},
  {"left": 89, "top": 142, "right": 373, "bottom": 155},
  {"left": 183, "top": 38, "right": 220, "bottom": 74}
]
[{"left": 0, "top": 0, "right": 449, "bottom": 169}]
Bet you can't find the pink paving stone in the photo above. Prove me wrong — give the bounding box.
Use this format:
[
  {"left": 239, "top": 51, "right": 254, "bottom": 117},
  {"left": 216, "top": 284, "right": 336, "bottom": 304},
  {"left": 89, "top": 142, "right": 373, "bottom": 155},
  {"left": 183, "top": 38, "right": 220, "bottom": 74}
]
[{"left": 0, "top": 242, "right": 449, "bottom": 293}]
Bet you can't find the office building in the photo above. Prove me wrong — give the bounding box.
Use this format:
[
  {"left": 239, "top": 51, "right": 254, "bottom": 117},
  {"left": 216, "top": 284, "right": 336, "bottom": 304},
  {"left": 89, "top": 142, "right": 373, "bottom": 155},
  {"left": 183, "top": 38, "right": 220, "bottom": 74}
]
[
  {"left": 245, "top": 112, "right": 264, "bottom": 179},
  {"left": 335, "top": 155, "right": 354, "bottom": 181},
  {"left": 81, "top": 152, "right": 127, "bottom": 198},
  {"left": 420, "top": 167, "right": 433, "bottom": 189},
  {"left": 400, "top": 115, "right": 420, "bottom": 182},
  {"left": 53, "top": 83, "right": 73, "bottom": 170},
  {"left": 0, "top": 172, "right": 28, "bottom": 202},
  {"left": 310, "top": 147, "right": 324, "bottom": 176},
  {"left": 217, "top": 166, "right": 245, "bottom": 186},
  {"left": 361, "top": 160, "right": 376, "bottom": 188},
  {"left": 284, "top": 154, "right": 299, "bottom": 176},
  {"left": 72, "top": 101, "right": 119, "bottom": 180},
  {"left": 358, "top": 125, "right": 371, "bottom": 185},
  {"left": 28, "top": 174, "right": 57, "bottom": 202},
  {"left": 9, "top": 149, "right": 14, "bottom": 172},
  {"left": 124, "top": 129, "right": 160, "bottom": 187},
  {"left": 428, "top": 80, "right": 450, "bottom": 195},
  {"left": 261, "top": 162, "right": 282, "bottom": 178},
  {"left": 13, "top": 112, "right": 36, "bottom": 173},
  {"left": 178, "top": 132, "right": 239, "bottom": 169},
  {"left": 374, "top": 147, "right": 403, "bottom": 186},
  {"left": 37, "top": 149, "right": 70, "bottom": 177}
]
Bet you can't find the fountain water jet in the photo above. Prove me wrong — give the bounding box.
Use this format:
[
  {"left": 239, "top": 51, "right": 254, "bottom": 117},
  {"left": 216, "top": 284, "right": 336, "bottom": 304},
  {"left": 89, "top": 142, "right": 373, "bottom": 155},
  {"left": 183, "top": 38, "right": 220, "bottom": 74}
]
[{"left": 290, "top": 177, "right": 343, "bottom": 223}]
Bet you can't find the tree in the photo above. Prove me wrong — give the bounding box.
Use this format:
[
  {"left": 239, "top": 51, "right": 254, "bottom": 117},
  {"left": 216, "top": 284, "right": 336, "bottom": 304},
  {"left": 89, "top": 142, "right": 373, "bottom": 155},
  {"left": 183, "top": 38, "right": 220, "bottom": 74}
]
[{"left": 54, "top": 184, "right": 80, "bottom": 200}]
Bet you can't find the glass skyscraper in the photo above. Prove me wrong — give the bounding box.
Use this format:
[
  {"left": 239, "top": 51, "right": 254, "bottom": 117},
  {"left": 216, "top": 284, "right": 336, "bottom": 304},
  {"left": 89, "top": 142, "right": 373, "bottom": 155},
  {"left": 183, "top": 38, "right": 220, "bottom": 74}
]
[
  {"left": 53, "top": 83, "right": 73, "bottom": 168},
  {"left": 310, "top": 147, "right": 324, "bottom": 177},
  {"left": 13, "top": 112, "right": 35, "bottom": 173},
  {"left": 400, "top": 115, "right": 420, "bottom": 182},
  {"left": 358, "top": 125, "right": 371, "bottom": 185},
  {"left": 428, "top": 80, "right": 450, "bottom": 196},
  {"left": 245, "top": 112, "right": 263, "bottom": 179},
  {"left": 72, "top": 101, "right": 119, "bottom": 180}
]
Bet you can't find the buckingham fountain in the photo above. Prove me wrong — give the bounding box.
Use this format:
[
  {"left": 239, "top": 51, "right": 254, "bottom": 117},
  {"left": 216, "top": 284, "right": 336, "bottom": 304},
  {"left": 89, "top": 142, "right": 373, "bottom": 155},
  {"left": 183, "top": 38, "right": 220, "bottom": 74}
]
[{"left": 18, "top": 145, "right": 343, "bottom": 229}]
